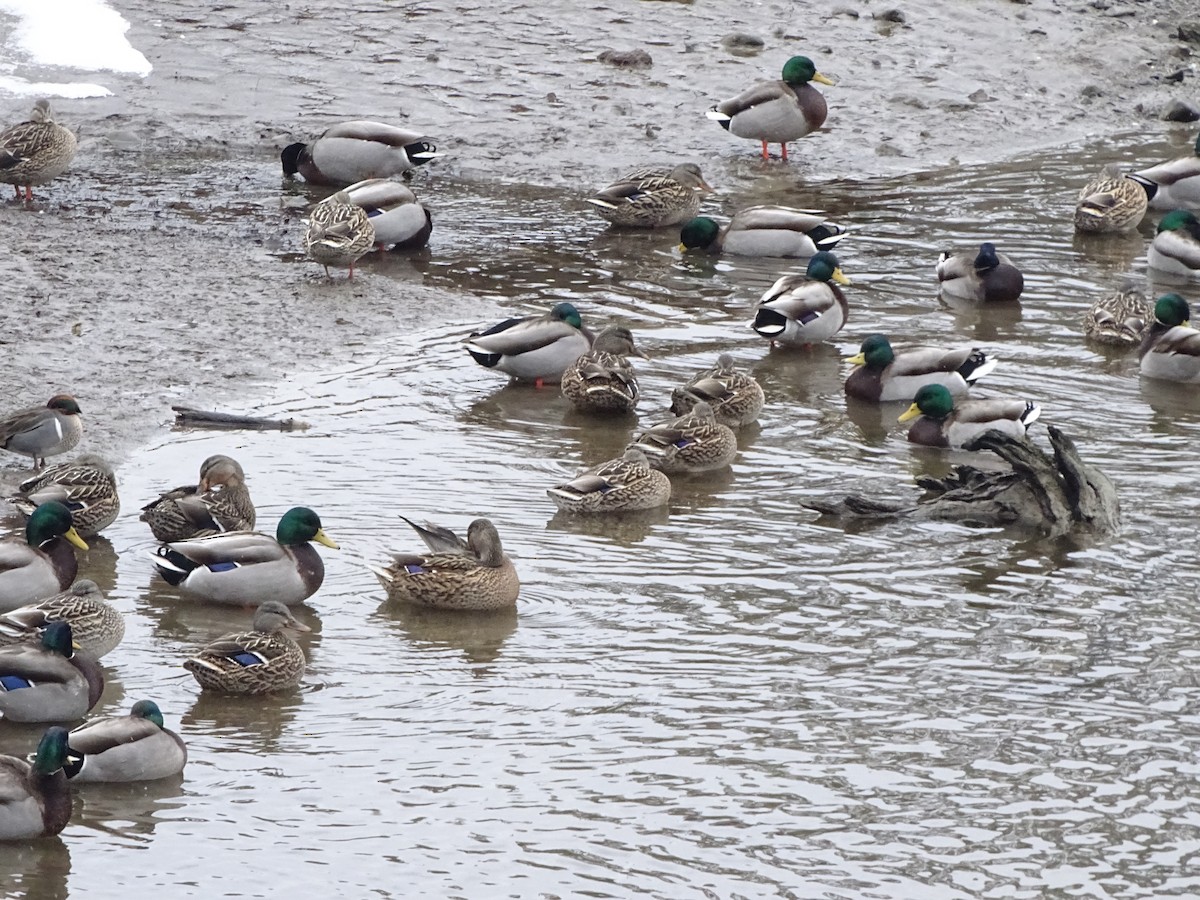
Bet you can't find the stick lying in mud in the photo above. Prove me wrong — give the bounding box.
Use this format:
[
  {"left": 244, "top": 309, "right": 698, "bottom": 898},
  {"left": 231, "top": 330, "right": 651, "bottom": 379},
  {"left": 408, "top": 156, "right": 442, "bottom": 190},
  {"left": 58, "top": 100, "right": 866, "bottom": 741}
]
[{"left": 171, "top": 406, "right": 309, "bottom": 432}]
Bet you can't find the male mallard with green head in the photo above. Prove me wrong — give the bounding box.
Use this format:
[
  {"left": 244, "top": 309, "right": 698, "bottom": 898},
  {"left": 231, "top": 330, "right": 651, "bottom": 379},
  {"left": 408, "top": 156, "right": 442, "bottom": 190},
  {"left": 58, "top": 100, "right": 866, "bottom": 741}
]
[
  {"left": 151, "top": 506, "right": 338, "bottom": 606},
  {"left": 0, "top": 727, "right": 73, "bottom": 840},
  {"left": 0, "top": 501, "right": 88, "bottom": 613},
  {"left": 281, "top": 120, "right": 439, "bottom": 185},
  {"left": 680, "top": 206, "right": 846, "bottom": 258},
  {"left": 707, "top": 55, "right": 835, "bottom": 161},
  {"left": 899, "top": 384, "right": 1041, "bottom": 449},
  {"left": 1138, "top": 293, "right": 1200, "bottom": 383},
  {"left": 344, "top": 178, "right": 432, "bottom": 250},
  {"left": 1133, "top": 132, "right": 1200, "bottom": 211},
  {"left": 752, "top": 251, "right": 851, "bottom": 346},
  {"left": 65, "top": 700, "right": 187, "bottom": 783},
  {"left": 0, "top": 621, "right": 103, "bottom": 723},
  {"left": 465, "top": 302, "right": 595, "bottom": 386},
  {"left": 844, "top": 335, "right": 996, "bottom": 402},
  {"left": 1146, "top": 209, "right": 1200, "bottom": 281}
]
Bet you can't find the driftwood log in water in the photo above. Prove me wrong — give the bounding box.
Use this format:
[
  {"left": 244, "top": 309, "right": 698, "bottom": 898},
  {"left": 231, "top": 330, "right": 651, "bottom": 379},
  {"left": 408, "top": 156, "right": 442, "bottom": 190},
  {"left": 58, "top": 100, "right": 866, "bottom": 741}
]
[
  {"left": 171, "top": 406, "right": 308, "bottom": 432},
  {"left": 804, "top": 426, "right": 1119, "bottom": 537}
]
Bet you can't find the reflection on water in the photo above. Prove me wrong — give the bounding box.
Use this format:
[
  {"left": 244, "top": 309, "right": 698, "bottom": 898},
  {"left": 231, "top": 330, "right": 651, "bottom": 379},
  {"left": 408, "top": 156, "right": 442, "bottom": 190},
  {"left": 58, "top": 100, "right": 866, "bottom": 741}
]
[{"left": 6, "top": 126, "right": 1200, "bottom": 900}]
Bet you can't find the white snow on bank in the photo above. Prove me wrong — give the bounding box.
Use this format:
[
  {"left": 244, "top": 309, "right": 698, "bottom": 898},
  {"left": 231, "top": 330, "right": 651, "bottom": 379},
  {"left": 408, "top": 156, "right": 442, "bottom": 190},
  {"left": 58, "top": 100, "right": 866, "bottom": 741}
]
[{"left": 0, "top": 0, "right": 151, "bottom": 98}]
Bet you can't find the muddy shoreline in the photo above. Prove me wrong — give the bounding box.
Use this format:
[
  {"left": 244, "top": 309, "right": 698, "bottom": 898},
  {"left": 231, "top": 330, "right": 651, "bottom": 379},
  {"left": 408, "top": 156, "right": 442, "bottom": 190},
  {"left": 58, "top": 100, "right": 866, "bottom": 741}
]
[{"left": 1, "top": 0, "right": 1197, "bottom": 481}]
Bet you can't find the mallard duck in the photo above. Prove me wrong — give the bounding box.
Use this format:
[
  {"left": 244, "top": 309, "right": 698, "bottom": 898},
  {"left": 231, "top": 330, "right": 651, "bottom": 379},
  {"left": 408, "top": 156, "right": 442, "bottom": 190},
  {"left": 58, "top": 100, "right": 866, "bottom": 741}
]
[
  {"left": 706, "top": 55, "right": 835, "bottom": 161},
  {"left": 281, "top": 121, "right": 439, "bottom": 185},
  {"left": 680, "top": 206, "right": 846, "bottom": 258},
  {"left": 65, "top": 700, "right": 187, "bottom": 782},
  {"left": 183, "top": 601, "right": 310, "bottom": 694},
  {"left": 629, "top": 401, "right": 738, "bottom": 474},
  {"left": 1146, "top": 209, "right": 1200, "bottom": 281},
  {"left": 465, "top": 302, "right": 595, "bottom": 386},
  {"left": 0, "top": 395, "right": 83, "bottom": 469},
  {"left": 0, "top": 726, "right": 72, "bottom": 840},
  {"left": 303, "top": 190, "right": 375, "bottom": 278},
  {"left": 899, "top": 384, "right": 1041, "bottom": 449},
  {"left": 1133, "top": 131, "right": 1200, "bottom": 211},
  {"left": 0, "top": 580, "right": 123, "bottom": 659},
  {"left": 585, "top": 163, "right": 713, "bottom": 228},
  {"left": 1083, "top": 283, "right": 1151, "bottom": 346},
  {"left": 845, "top": 334, "right": 997, "bottom": 402},
  {"left": 1073, "top": 166, "right": 1151, "bottom": 233},
  {"left": 0, "top": 621, "right": 103, "bottom": 722},
  {"left": 1138, "top": 293, "right": 1200, "bottom": 382},
  {"left": 669, "top": 353, "right": 765, "bottom": 427},
  {"left": 11, "top": 454, "right": 118, "bottom": 538},
  {"left": 344, "top": 178, "right": 432, "bottom": 250},
  {"left": 560, "top": 325, "right": 645, "bottom": 414},
  {"left": 371, "top": 517, "right": 520, "bottom": 611},
  {"left": 547, "top": 448, "right": 671, "bottom": 513},
  {"left": 151, "top": 506, "right": 339, "bottom": 606},
  {"left": 0, "top": 100, "right": 77, "bottom": 202},
  {"left": 751, "top": 251, "right": 852, "bottom": 346},
  {"left": 0, "top": 502, "right": 88, "bottom": 613},
  {"left": 936, "top": 242, "right": 1024, "bottom": 303},
  {"left": 139, "top": 454, "right": 256, "bottom": 543}
]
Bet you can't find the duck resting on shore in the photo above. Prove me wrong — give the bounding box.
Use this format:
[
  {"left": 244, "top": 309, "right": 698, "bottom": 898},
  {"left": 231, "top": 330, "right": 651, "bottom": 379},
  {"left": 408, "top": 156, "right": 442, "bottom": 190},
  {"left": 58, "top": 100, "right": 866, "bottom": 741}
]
[{"left": 803, "top": 426, "right": 1119, "bottom": 538}]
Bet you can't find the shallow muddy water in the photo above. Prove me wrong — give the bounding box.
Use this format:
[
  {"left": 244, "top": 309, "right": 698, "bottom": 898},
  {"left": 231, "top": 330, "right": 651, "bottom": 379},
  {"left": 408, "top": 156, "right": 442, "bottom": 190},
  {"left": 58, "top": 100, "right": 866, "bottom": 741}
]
[{"left": 3, "top": 0, "right": 1200, "bottom": 896}]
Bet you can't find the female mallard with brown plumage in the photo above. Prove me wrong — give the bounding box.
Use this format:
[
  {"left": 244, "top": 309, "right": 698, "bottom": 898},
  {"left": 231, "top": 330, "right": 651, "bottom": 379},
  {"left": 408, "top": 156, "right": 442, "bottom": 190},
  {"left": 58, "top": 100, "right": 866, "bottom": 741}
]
[
  {"left": 151, "top": 506, "right": 338, "bottom": 606},
  {"left": 844, "top": 334, "right": 996, "bottom": 402},
  {"left": 752, "top": 251, "right": 851, "bottom": 346},
  {"left": 303, "top": 190, "right": 375, "bottom": 278},
  {"left": 0, "top": 580, "right": 123, "bottom": 659},
  {"left": 0, "top": 100, "right": 77, "bottom": 202},
  {"left": 585, "top": 163, "right": 713, "bottom": 228},
  {"left": 371, "top": 517, "right": 519, "bottom": 611},
  {"left": 669, "top": 353, "right": 764, "bottom": 427},
  {"left": 547, "top": 449, "right": 671, "bottom": 513},
  {"left": 707, "top": 55, "right": 835, "bottom": 161},
  {"left": 0, "top": 621, "right": 103, "bottom": 722},
  {"left": 560, "top": 325, "right": 646, "bottom": 414},
  {"left": 140, "top": 454, "right": 255, "bottom": 543},
  {"left": 64, "top": 700, "right": 187, "bottom": 783},
  {"left": 0, "top": 502, "right": 88, "bottom": 613},
  {"left": 0, "top": 727, "right": 73, "bottom": 840},
  {"left": 1133, "top": 131, "right": 1200, "bottom": 211},
  {"left": 680, "top": 206, "right": 846, "bottom": 258},
  {"left": 1073, "top": 165, "right": 1151, "bottom": 233},
  {"left": 936, "top": 242, "right": 1024, "bottom": 303},
  {"left": 184, "top": 601, "right": 310, "bottom": 694},
  {"left": 11, "top": 454, "right": 119, "bottom": 538},
  {"left": 628, "top": 401, "right": 738, "bottom": 474},
  {"left": 1138, "top": 293, "right": 1200, "bottom": 383},
  {"left": 1083, "top": 283, "right": 1151, "bottom": 346},
  {"left": 899, "top": 384, "right": 1041, "bottom": 449}
]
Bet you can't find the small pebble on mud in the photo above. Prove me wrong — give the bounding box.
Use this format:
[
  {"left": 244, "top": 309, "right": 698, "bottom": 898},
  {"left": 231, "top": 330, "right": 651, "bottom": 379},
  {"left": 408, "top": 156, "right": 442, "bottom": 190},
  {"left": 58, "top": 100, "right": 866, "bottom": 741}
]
[
  {"left": 875, "top": 9, "right": 906, "bottom": 23},
  {"left": 720, "top": 33, "right": 765, "bottom": 55},
  {"left": 1179, "top": 20, "right": 1200, "bottom": 42}
]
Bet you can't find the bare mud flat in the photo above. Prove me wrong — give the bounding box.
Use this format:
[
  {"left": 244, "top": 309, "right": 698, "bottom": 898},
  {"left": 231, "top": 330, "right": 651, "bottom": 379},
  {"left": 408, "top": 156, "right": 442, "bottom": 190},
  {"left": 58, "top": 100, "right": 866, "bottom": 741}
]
[{"left": 0, "top": 0, "right": 1197, "bottom": 469}]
